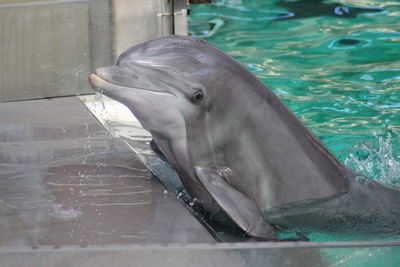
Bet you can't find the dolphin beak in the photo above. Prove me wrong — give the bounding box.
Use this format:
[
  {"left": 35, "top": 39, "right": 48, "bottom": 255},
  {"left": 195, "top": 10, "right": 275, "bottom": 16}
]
[
  {"left": 89, "top": 65, "right": 138, "bottom": 94},
  {"left": 89, "top": 65, "right": 166, "bottom": 94},
  {"left": 94, "top": 66, "right": 126, "bottom": 82},
  {"left": 92, "top": 66, "right": 134, "bottom": 86},
  {"left": 89, "top": 66, "right": 125, "bottom": 91},
  {"left": 89, "top": 65, "right": 175, "bottom": 99},
  {"left": 89, "top": 73, "right": 104, "bottom": 90}
]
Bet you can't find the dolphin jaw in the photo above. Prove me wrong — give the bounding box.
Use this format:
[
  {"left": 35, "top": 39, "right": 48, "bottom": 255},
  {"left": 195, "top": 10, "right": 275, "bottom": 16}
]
[
  {"left": 89, "top": 72, "right": 174, "bottom": 97},
  {"left": 89, "top": 72, "right": 124, "bottom": 94}
]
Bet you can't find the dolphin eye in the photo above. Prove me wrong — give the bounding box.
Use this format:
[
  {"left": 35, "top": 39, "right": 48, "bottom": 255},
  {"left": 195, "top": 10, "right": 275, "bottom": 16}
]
[{"left": 191, "top": 91, "right": 205, "bottom": 103}]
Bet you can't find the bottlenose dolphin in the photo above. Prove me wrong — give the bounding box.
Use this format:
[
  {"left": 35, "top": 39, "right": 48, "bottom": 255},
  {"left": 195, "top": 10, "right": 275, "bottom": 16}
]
[{"left": 89, "top": 36, "right": 400, "bottom": 239}]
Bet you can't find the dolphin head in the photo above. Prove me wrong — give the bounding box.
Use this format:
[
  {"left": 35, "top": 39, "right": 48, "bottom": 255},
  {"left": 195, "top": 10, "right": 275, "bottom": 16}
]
[
  {"left": 90, "top": 37, "right": 211, "bottom": 139},
  {"left": 89, "top": 36, "right": 245, "bottom": 204}
]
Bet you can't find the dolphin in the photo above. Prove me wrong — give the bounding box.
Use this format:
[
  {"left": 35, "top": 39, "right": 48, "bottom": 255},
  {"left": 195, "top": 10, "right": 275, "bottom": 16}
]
[{"left": 89, "top": 36, "right": 400, "bottom": 240}]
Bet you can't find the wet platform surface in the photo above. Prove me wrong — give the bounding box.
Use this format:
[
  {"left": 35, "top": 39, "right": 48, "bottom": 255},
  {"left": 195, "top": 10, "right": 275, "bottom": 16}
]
[
  {"left": 3, "top": 96, "right": 400, "bottom": 267},
  {"left": 0, "top": 97, "right": 213, "bottom": 248}
]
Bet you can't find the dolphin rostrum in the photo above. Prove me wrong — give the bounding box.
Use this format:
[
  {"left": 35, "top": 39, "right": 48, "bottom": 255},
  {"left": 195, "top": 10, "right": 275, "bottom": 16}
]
[{"left": 89, "top": 36, "right": 400, "bottom": 240}]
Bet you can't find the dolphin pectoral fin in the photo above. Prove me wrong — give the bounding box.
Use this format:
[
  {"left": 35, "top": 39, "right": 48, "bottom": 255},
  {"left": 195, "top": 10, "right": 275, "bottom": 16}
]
[{"left": 194, "top": 166, "right": 277, "bottom": 239}]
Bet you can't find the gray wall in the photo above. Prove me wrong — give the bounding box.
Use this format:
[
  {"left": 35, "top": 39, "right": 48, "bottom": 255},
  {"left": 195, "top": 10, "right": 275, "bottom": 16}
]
[
  {"left": 113, "top": 0, "right": 174, "bottom": 56},
  {"left": 0, "top": 0, "right": 185, "bottom": 102}
]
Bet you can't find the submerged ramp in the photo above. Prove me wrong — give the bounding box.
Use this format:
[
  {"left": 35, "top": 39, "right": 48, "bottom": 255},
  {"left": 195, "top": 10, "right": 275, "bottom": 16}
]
[{"left": 0, "top": 97, "right": 213, "bottom": 247}]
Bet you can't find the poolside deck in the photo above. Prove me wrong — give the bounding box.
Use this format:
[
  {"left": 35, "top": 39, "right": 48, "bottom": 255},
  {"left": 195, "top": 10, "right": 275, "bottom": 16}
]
[{"left": 0, "top": 97, "right": 213, "bottom": 248}]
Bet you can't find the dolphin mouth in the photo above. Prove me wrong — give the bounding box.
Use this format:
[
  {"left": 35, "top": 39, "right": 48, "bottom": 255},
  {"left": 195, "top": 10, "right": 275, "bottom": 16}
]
[
  {"left": 89, "top": 73, "right": 111, "bottom": 91},
  {"left": 89, "top": 67, "right": 173, "bottom": 96}
]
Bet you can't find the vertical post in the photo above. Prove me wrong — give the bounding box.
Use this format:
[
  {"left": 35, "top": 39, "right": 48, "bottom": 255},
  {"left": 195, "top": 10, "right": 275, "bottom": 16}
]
[
  {"left": 112, "top": 0, "right": 174, "bottom": 58},
  {"left": 173, "top": 0, "right": 188, "bottom": 36},
  {"left": 88, "top": 0, "right": 113, "bottom": 72}
]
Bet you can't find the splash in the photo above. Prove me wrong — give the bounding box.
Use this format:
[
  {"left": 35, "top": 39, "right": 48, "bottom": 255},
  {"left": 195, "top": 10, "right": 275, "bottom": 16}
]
[
  {"left": 94, "top": 90, "right": 106, "bottom": 111},
  {"left": 344, "top": 132, "right": 400, "bottom": 185}
]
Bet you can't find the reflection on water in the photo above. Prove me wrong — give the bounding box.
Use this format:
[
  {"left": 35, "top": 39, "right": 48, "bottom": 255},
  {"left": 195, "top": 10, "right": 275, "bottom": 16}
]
[{"left": 276, "top": 0, "right": 384, "bottom": 20}]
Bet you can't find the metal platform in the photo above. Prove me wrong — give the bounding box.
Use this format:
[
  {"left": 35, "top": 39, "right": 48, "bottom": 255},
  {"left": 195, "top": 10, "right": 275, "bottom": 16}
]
[{"left": 0, "top": 97, "right": 214, "bottom": 248}]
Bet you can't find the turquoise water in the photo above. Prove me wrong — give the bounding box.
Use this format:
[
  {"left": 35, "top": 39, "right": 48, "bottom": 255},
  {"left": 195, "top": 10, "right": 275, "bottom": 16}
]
[{"left": 189, "top": 0, "right": 400, "bottom": 242}]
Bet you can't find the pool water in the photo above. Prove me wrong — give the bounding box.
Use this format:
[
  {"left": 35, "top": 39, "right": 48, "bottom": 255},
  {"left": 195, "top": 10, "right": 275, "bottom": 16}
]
[{"left": 188, "top": 0, "right": 400, "bottom": 242}]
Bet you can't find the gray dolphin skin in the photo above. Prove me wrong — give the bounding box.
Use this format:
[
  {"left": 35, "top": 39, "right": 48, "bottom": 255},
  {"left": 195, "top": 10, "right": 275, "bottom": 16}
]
[{"left": 89, "top": 36, "right": 400, "bottom": 240}]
